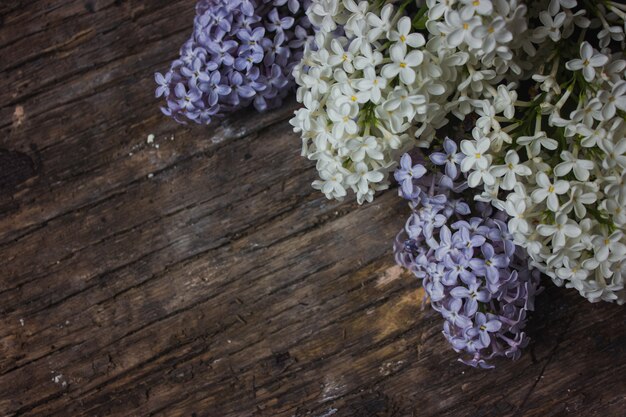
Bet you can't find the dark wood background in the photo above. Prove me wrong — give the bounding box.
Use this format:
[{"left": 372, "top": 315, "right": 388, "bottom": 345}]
[{"left": 0, "top": 1, "right": 625, "bottom": 416}]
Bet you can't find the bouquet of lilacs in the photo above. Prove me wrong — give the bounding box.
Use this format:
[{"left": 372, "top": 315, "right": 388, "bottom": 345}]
[
  {"left": 155, "top": 0, "right": 312, "bottom": 125},
  {"left": 394, "top": 140, "right": 541, "bottom": 368},
  {"left": 292, "top": 0, "right": 626, "bottom": 305}
]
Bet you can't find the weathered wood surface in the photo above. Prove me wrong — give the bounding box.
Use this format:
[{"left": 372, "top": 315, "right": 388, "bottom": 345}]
[{"left": 0, "top": 1, "right": 625, "bottom": 416}]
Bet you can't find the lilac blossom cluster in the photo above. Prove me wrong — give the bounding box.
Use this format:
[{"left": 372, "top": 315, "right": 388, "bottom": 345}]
[
  {"left": 155, "top": 0, "right": 311, "bottom": 125},
  {"left": 393, "top": 138, "right": 542, "bottom": 368}
]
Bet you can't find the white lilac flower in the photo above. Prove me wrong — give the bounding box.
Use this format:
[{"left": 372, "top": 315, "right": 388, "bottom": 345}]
[
  {"left": 347, "top": 162, "right": 385, "bottom": 198},
  {"left": 471, "top": 16, "right": 512, "bottom": 55},
  {"left": 390, "top": 16, "right": 426, "bottom": 50},
  {"left": 534, "top": 11, "right": 566, "bottom": 43},
  {"left": 384, "top": 87, "right": 426, "bottom": 120},
  {"left": 366, "top": 3, "right": 394, "bottom": 41},
  {"left": 460, "top": 135, "right": 491, "bottom": 172},
  {"left": 461, "top": 0, "right": 493, "bottom": 16},
  {"left": 565, "top": 41, "right": 609, "bottom": 82},
  {"left": 382, "top": 44, "right": 424, "bottom": 85},
  {"left": 531, "top": 172, "right": 569, "bottom": 212},
  {"left": 355, "top": 67, "right": 387, "bottom": 104},
  {"left": 309, "top": 0, "right": 340, "bottom": 32},
  {"left": 441, "top": 10, "right": 482, "bottom": 48},
  {"left": 537, "top": 213, "right": 581, "bottom": 249},
  {"left": 569, "top": 98, "right": 602, "bottom": 126},
  {"left": 493, "top": 84, "right": 518, "bottom": 120},
  {"left": 344, "top": 0, "right": 368, "bottom": 32},
  {"left": 599, "top": 137, "right": 626, "bottom": 170},
  {"left": 347, "top": 136, "right": 384, "bottom": 162},
  {"left": 504, "top": 194, "right": 531, "bottom": 235},
  {"left": 517, "top": 131, "right": 558, "bottom": 157},
  {"left": 491, "top": 150, "right": 532, "bottom": 190},
  {"left": 312, "top": 167, "right": 347, "bottom": 199},
  {"left": 548, "top": 0, "right": 577, "bottom": 16},
  {"left": 560, "top": 185, "right": 597, "bottom": 219},
  {"left": 467, "top": 164, "right": 495, "bottom": 189},
  {"left": 327, "top": 102, "right": 358, "bottom": 137},
  {"left": 598, "top": 22, "right": 625, "bottom": 48},
  {"left": 553, "top": 151, "right": 594, "bottom": 181},
  {"left": 328, "top": 39, "right": 356, "bottom": 72},
  {"left": 598, "top": 80, "right": 626, "bottom": 119},
  {"left": 592, "top": 231, "right": 626, "bottom": 263}
]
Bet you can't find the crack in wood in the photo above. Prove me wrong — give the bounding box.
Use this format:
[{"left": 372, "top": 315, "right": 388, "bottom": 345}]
[{"left": 514, "top": 313, "right": 577, "bottom": 416}]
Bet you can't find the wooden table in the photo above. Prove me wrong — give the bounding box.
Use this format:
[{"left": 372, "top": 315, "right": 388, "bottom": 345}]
[{"left": 1, "top": 2, "right": 625, "bottom": 416}]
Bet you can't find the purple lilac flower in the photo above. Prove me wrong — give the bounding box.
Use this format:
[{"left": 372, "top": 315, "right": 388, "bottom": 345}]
[
  {"left": 393, "top": 141, "right": 542, "bottom": 369},
  {"left": 395, "top": 153, "right": 427, "bottom": 199},
  {"left": 155, "top": 0, "right": 313, "bottom": 125},
  {"left": 430, "top": 137, "right": 464, "bottom": 179},
  {"left": 154, "top": 72, "right": 171, "bottom": 98}
]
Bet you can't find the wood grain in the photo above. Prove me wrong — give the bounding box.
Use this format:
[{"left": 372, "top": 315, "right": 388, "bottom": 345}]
[{"left": 1, "top": 1, "right": 625, "bottom": 416}]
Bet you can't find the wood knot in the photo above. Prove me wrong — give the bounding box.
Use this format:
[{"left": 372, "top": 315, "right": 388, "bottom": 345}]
[
  {"left": 0, "top": 148, "right": 38, "bottom": 193},
  {"left": 84, "top": 1, "right": 96, "bottom": 13}
]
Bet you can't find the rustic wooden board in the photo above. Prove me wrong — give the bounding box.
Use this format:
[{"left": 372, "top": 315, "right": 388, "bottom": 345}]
[{"left": 0, "top": 1, "right": 625, "bottom": 416}]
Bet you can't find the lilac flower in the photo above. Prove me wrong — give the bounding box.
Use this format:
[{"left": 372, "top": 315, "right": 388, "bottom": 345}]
[
  {"left": 199, "top": 71, "right": 231, "bottom": 106},
  {"left": 452, "top": 218, "right": 490, "bottom": 236},
  {"left": 230, "top": 71, "right": 257, "bottom": 100},
  {"left": 267, "top": 8, "right": 295, "bottom": 32},
  {"left": 426, "top": 276, "right": 446, "bottom": 302},
  {"left": 488, "top": 219, "right": 517, "bottom": 257},
  {"left": 267, "top": 64, "right": 289, "bottom": 89},
  {"left": 274, "top": 0, "right": 302, "bottom": 14},
  {"left": 469, "top": 243, "right": 509, "bottom": 286},
  {"left": 450, "top": 281, "right": 489, "bottom": 315},
  {"left": 155, "top": 0, "right": 312, "bottom": 125},
  {"left": 289, "top": 24, "right": 309, "bottom": 49},
  {"left": 154, "top": 72, "right": 171, "bottom": 98},
  {"left": 442, "top": 298, "right": 472, "bottom": 328},
  {"left": 235, "top": 47, "right": 265, "bottom": 72},
  {"left": 180, "top": 58, "right": 212, "bottom": 87},
  {"left": 212, "top": 7, "right": 233, "bottom": 32},
  {"left": 447, "top": 199, "right": 471, "bottom": 216},
  {"left": 393, "top": 145, "right": 542, "bottom": 369},
  {"left": 443, "top": 254, "right": 473, "bottom": 285},
  {"left": 174, "top": 83, "right": 202, "bottom": 112},
  {"left": 454, "top": 225, "right": 486, "bottom": 250},
  {"left": 262, "top": 31, "right": 290, "bottom": 66},
  {"left": 395, "top": 153, "right": 427, "bottom": 196},
  {"left": 435, "top": 225, "right": 455, "bottom": 261},
  {"left": 237, "top": 27, "right": 266, "bottom": 54},
  {"left": 430, "top": 137, "right": 464, "bottom": 179},
  {"left": 207, "top": 40, "right": 237, "bottom": 66},
  {"left": 468, "top": 313, "right": 502, "bottom": 347}
]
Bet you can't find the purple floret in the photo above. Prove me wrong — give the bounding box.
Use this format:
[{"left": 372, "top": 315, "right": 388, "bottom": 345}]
[
  {"left": 393, "top": 139, "right": 542, "bottom": 369},
  {"left": 155, "top": 0, "right": 313, "bottom": 125}
]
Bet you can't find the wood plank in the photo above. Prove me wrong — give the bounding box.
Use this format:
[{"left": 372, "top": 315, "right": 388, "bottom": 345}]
[{"left": 1, "top": 1, "right": 625, "bottom": 417}]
